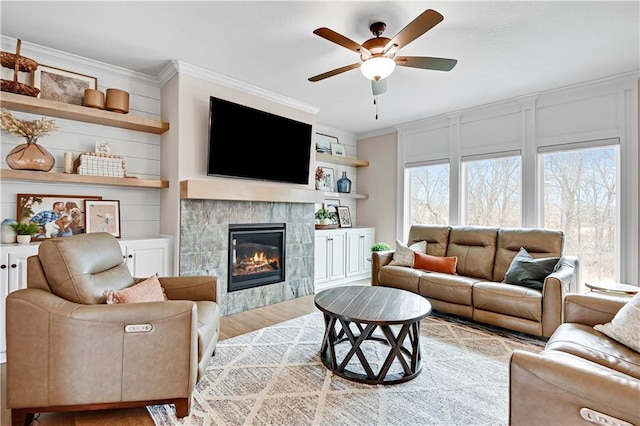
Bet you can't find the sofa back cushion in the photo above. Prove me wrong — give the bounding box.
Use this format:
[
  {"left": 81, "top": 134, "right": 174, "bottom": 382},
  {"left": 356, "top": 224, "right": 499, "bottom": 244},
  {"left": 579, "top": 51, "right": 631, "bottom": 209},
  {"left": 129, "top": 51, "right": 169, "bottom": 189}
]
[
  {"left": 38, "top": 232, "right": 134, "bottom": 305},
  {"left": 446, "top": 227, "right": 497, "bottom": 280},
  {"left": 493, "top": 228, "right": 564, "bottom": 282},
  {"left": 408, "top": 225, "right": 451, "bottom": 257}
]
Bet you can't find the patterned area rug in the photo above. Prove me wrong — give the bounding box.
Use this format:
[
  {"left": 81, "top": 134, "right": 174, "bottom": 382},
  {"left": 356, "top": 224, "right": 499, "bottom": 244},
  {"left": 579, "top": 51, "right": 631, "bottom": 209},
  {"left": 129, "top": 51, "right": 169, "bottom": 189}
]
[{"left": 148, "top": 311, "right": 545, "bottom": 426}]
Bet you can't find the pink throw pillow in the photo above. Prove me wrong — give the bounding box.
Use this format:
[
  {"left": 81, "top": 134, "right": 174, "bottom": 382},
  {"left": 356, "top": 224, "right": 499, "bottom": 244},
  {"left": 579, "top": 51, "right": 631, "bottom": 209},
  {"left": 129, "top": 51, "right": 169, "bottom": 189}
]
[{"left": 104, "top": 274, "right": 167, "bottom": 304}]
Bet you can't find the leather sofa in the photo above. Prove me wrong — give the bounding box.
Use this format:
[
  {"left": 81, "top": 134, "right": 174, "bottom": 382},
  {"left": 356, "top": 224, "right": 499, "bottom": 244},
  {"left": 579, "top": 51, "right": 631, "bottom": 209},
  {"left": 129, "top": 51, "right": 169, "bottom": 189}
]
[
  {"left": 510, "top": 293, "right": 640, "bottom": 425},
  {"left": 6, "top": 232, "right": 220, "bottom": 424},
  {"left": 371, "top": 225, "right": 579, "bottom": 337}
]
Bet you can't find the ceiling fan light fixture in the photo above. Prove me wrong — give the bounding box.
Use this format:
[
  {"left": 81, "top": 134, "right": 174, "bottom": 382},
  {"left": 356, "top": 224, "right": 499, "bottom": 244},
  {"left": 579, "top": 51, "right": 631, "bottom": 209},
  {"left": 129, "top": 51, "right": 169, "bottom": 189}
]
[{"left": 360, "top": 56, "right": 395, "bottom": 81}]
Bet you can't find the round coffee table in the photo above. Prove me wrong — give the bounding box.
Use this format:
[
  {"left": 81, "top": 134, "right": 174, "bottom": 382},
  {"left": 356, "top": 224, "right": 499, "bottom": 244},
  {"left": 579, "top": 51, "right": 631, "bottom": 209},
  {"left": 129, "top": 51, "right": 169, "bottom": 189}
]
[{"left": 314, "top": 285, "right": 432, "bottom": 385}]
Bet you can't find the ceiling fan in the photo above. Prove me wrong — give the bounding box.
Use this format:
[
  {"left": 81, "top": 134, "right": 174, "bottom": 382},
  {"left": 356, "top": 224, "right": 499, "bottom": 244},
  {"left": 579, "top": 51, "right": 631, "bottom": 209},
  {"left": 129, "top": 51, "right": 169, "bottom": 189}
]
[{"left": 308, "top": 9, "right": 457, "bottom": 96}]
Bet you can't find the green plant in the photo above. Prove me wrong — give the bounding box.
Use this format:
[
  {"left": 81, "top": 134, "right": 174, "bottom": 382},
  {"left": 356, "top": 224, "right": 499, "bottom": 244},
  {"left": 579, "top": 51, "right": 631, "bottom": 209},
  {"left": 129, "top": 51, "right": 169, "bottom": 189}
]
[
  {"left": 315, "top": 208, "right": 336, "bottom": 221},
  {"left": 11, "top": 222, "right": 40, "bottom": 236},
  {"left": 371, "top": 242, "right": 392, "bottom": 252}
]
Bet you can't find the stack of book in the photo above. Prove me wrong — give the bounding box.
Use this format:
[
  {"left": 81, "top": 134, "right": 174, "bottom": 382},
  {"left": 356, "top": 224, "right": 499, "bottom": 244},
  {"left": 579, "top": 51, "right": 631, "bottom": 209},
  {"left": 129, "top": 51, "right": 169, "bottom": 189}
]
[{"left": 74, "top": 152, "right": 127, "bottom": 178}]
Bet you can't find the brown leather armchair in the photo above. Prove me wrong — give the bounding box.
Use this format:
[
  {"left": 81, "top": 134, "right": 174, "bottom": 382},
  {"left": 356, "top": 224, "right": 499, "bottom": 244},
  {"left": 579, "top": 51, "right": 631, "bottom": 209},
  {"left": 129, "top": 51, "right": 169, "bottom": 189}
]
[
  {"left": 5, "top": 232, "right": 220, "bottom": 425},
  {"left": 509, "top": 293, "right": 640, "bottom": 425}
]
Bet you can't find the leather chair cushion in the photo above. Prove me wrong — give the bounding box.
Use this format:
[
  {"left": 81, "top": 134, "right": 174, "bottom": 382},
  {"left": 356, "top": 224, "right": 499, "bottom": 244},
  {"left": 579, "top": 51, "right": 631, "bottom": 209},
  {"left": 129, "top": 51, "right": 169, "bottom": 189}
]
[
  {"left": 473, "top": 282, "right": 542, "bottom": 321},
  {"left": 546, "top": 323, "right": 640, "bottom": 380},
  {"left": 407, "top": 225, "right": 451, "bottom": 257},
  {"left": 38, "top": 232, "right": 134, "bottom": 304},
  {"left": 378, "top": 265, "right": 423, "bottom": 294},
  {"left": 419, "top": 273, "right": 477, "bottom": 305},
  {"left": 445, "top": 227, "right": 497, "bottom": 281}
]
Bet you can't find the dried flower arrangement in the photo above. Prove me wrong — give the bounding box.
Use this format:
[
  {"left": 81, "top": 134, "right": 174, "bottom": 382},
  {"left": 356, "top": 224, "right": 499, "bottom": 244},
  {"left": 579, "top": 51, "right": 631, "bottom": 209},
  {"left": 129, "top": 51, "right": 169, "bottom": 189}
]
[{"left": 0, "top": 108, "right": 58, "bottom": 142}]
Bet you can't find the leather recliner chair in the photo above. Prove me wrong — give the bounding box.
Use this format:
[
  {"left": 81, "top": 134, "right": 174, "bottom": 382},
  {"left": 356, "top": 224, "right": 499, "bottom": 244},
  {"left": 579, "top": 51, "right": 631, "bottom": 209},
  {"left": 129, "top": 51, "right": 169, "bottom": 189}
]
[
  {"left": 5, "top": 232, "right": 220, "bottom": 425},
  {"left": 509, "top": 293, "right": 640, "bottom": 425}
]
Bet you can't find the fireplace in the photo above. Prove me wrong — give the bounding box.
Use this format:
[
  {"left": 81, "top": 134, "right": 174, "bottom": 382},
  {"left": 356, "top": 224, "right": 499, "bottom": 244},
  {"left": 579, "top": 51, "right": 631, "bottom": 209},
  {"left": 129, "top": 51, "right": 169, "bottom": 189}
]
[{"left": 228, "top": 223, "right": 285, "bottom": 292}]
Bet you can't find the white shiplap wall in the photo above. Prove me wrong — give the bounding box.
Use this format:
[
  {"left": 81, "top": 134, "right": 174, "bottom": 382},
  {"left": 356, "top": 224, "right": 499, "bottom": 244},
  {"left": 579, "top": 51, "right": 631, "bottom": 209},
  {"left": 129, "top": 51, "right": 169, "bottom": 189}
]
[{"left": 0, "top": 36, "right": 164, "bottom": 237}]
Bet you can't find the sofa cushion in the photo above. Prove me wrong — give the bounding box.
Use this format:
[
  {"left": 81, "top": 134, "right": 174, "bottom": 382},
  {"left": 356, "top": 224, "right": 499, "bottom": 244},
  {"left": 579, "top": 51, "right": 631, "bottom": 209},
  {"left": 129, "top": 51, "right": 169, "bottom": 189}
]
[
  {"left": 503, "top": 247, "right": 560, "bottom": 290},
  {"left": 407, "top": 225, "right": 451, "bottom": 257},
  {"left": 378, "top": 265, "right": 423, "bottom": 294},
  {"left": 594, "top": 292, "right": 640, "bottom": 353},
  {"left": 493, "top": 228, "right": 563, "bottom": 282},
  {"left": 419, "top": 273, "right": 478, "bottom": 306},
  {"left": 445, "top": 227, "right": 497, "bottom": 281},
  {"left": 546, "top": 323, "right": 640, "bottom": 380},
  {"left": 473, "top": 282, "right": 542, "bottom": 322},
  {"left": 389, "top": 240, "right": 427, "bottom": 267},
  {"left": 414, "top": 252, "right": 457, "bottom": 274}
]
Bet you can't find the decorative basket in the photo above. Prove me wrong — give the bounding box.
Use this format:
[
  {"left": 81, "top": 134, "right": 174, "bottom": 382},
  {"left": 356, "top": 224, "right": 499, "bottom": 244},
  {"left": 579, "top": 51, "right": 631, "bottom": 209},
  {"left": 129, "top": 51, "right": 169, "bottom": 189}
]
[{"left": 0, "top": 39, "right": 40, "bottom": 97}]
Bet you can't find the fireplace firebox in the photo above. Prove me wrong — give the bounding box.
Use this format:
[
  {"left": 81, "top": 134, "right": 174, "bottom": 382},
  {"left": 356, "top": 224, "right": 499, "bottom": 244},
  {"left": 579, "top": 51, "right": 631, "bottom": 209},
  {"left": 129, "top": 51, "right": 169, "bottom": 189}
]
[{"left": 228, "top": 223, "right": 285, "bottom": 292}]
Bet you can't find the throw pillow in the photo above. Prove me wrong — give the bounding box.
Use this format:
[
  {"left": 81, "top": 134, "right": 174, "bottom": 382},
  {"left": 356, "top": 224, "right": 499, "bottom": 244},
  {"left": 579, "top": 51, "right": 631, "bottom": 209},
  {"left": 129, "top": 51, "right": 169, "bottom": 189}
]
[
  {"left": 104, "top": 274, "right": 167, "bottom": 304},
  {"left": 503, "top": 247, "right": 560, "bottom": 290},
  {"left": 594, "top": 292, "right": 640, "bottom": 352},
  {"left": 389, "top": 240, "right": 427, "bottom": 267},
  {"left": 414, "top": 252, "right": 458, "bottom": 274}
]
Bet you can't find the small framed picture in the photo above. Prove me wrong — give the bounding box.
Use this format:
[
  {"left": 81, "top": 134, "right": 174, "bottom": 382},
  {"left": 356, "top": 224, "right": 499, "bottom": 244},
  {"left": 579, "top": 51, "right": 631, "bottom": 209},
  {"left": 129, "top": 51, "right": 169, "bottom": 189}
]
[
  {"left": 317, "top": 166, "right": 335, "bottom": 192},
  {"left": 323, "top": 198, "right": 340, "bottom": 215},
  {"left": 331, "top": 143, "right": 346, "bottom": 157},
  {"left": 34, "top": 64, "right": 97, "bottom": 105},
  {"left": 85, "top": 200, "right": 121, "bottom": 238},
  {"left": 17, "top": 193, "right": 102, "bottom": 240},
  {"left": 316, "top": 133, "right": 338, "bottom": 154},
  {"left": 336, "top": 206, "right": 352, "bottom": 228}
]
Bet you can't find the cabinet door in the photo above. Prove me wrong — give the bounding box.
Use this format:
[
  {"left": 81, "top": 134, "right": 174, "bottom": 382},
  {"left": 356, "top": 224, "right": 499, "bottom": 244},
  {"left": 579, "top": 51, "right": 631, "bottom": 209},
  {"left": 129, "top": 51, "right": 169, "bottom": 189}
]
[
  {"left": 120, "top": 238, "right": 172, "bottom": 277},
  {"left": 314, "top": 232, "right": 330, "bottom": 284},
  {"left": 361, "top": 228, "right": 375, "bottom": 274},
  {"left": 328, "top": 232, "right": 346, "bottom": 281},
  {"left": 346, "top": 231, "right": 362, "bottom": 277}
]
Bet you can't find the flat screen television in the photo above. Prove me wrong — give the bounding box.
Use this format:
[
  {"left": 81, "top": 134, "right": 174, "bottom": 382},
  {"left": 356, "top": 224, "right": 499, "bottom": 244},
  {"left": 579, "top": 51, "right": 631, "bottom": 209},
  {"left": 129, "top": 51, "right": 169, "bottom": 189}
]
[{"left": 207, "top": 96, "right": 313, "bottom": 185}]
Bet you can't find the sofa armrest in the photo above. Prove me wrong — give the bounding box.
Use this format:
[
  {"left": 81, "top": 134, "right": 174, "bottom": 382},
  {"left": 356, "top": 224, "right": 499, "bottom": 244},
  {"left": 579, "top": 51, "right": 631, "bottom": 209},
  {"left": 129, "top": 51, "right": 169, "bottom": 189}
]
[
  {"left": 371, "top": 250, "right": 394, "bottom": 286},
  {"left": 158, "top": 275, "right": 217, "bottom": 301},
  {"left": 541, "top": 256, "right": 579, "bottom": 337},
  {"left": 563, "top": 293, "right": 627, "bottom": 326},
  {"left": 6, "top": 288, "right": 198, "bottom": 408},
  {"left": 510, "top": 350, "right": 640, "bottom": 426}
]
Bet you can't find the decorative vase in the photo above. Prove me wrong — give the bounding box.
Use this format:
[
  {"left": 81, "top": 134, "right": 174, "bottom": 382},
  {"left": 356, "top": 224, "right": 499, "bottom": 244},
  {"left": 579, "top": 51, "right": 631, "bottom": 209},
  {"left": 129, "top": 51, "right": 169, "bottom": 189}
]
[
  {"left": 16, "top": 235, "right": 31, "bottom": 245},
  {"left": 336, "top": 171, "right": 352, "bottom": 193},
  {"left": 1, "top": 219, "right": 17, "bottom": 244},
  {"left": 6, "top": 138, "right": 55, "bottom": 171}
]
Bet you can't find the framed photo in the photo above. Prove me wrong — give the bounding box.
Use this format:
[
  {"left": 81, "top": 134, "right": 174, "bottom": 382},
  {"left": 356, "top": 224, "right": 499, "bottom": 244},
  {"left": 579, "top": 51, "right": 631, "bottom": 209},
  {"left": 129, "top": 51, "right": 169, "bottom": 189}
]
[
  {"left": 316, "top": 133, "right": 338, "bottom": 154},
  {"left": 85, "top": 200, "right": 121, "bottom": 238},
  {"left": 317, "top": 166, "right": 335, "bottom": 192},
  {"left": 331, "top": 143, "right": 346, "bottom": 157},
  {"left": 34, "top": 64, "right": 97, "bottom": 105},
  {"left": 17, "top": 193, "right": 102, "bottom": 241},
  {"left": 323, "top": 198, "right": 340, "bottom": 215},
  {"left": 336, "top": 206, "right": 352, "bottom": 228}
]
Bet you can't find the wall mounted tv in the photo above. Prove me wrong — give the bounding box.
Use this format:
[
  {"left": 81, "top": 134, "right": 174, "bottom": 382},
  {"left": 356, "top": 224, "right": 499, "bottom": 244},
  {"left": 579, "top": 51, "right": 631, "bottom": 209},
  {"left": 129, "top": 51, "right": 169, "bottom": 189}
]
[{"left": 207, "top": 96, "right": 313, "bottom": 185}]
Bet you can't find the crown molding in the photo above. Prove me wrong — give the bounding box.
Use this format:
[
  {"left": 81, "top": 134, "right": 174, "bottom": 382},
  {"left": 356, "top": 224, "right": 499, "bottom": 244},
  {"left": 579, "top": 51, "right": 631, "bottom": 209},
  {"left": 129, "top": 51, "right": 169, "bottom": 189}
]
[{"left": 157, "top": 60, "right": 319, "bottom": 115}]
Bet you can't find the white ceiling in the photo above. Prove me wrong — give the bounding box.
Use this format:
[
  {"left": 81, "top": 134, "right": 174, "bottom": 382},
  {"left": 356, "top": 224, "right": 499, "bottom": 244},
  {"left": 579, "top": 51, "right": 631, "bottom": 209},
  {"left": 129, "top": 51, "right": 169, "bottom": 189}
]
[{"left": 1, "top": 1, "right": 638, "bottom": 138}]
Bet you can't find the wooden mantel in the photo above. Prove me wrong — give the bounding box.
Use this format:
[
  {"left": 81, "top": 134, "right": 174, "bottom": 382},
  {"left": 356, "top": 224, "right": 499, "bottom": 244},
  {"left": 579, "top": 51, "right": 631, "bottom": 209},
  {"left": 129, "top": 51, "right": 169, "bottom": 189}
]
[{"left": 180, "top": 179, "right": 324, "bottom": 203}]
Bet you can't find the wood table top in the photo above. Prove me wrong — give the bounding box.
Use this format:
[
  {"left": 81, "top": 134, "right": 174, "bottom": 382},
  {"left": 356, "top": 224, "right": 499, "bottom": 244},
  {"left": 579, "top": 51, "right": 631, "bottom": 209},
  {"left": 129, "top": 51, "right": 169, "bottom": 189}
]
[{"left": 314, "top": 285, "right": 432, "bottom": 325}]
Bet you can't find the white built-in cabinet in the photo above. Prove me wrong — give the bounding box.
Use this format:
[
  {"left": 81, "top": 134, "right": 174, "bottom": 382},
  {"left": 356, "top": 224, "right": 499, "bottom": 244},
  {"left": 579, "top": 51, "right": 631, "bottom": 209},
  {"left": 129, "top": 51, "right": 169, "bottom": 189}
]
[
  {"left": 0, "top": 235, "right": 172, "bottom": 363},
  {"left": 314, "top": 227, "right": 374, "bottom": 291}
]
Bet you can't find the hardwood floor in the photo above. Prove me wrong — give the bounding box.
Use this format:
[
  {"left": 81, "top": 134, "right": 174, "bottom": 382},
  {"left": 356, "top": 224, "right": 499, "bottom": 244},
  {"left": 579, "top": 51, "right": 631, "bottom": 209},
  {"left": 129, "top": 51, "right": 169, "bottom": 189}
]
[{"left": 1, "top": 292, "right": 323, "bottom": 426}]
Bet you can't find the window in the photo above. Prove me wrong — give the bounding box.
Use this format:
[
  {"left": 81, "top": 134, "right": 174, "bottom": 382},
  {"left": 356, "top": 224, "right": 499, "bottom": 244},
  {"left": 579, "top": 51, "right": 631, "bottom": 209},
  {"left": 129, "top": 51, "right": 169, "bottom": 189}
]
[
  {"left": 408, "top": 162, "right": 449, "bottom": 225},
  {"left": 541, "top": 144, "right": 618, "bottom": 283},
  {"left": 462, "top": 154, "right": 521, "bottom": 227}
]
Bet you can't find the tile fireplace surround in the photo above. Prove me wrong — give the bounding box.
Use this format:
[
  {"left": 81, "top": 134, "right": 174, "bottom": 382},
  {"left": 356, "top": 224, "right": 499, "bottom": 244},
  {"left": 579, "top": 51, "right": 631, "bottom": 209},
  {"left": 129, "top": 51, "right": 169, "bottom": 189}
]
[{"left": 179, "top": 199, "right": 315, "bottom": 315}]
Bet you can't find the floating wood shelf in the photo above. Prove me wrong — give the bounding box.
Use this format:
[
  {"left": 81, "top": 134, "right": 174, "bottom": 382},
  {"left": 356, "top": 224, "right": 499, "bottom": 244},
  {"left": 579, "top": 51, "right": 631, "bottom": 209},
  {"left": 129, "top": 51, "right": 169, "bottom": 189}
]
[
  {"left": 0, "top": 91, "right": 169, "bottom": 134},
  {"left": 316, "top": 153, "right": 369, "bottom": 167},
  {"left": 322, "top": 191, "right": 368, "bottom": 200},
  {"left": 0, "top": 168, "right": 169, "bottom": 189}
]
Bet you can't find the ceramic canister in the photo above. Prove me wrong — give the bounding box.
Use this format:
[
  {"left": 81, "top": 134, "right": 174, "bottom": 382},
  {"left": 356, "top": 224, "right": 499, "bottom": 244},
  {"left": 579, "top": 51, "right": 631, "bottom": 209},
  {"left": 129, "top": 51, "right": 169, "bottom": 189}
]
[
  {"left": 83, "top": 89, "right": 105, "bottom": 109},
  {"left": 105, "top": 88, "right": 130, "bottom": 114}
]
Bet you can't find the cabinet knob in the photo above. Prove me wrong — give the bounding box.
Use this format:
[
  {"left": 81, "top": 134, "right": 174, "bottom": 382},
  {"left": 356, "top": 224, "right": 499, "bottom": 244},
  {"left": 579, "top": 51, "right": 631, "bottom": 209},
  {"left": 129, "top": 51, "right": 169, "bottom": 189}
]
[
  {"left": 11, "top": 264, "right": 17, "bottom": 268},
  {"left": 1, "top": 264, "right": 6, "bottom": 269},
  {"left": 128, "top": 254, "right": 133, "bottom": 258}
]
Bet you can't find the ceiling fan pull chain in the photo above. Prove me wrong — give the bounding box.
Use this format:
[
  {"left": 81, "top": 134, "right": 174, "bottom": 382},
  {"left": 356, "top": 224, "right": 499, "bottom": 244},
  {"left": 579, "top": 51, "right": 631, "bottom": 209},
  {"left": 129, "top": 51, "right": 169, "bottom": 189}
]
[{"left": 374, "top": 96, "right": 379, "bottom": 120}]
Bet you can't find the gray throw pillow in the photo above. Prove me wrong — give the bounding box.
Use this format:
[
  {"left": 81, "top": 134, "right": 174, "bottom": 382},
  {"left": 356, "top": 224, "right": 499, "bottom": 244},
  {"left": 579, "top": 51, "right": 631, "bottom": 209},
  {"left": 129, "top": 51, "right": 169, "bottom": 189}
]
[{"left": 503, "top": 247, "right": 560, "bottom": 290}]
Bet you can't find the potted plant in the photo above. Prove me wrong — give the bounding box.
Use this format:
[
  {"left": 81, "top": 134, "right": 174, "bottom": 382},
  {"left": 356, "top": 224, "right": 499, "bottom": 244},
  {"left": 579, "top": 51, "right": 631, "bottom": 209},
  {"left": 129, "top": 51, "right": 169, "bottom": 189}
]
[
  {"left": 315, "top": 208, "right": 336, "bottom": 225},
  {"left": 371, "top": 242, "right": 392, "bottom": 252},
  {"left": 11, "top": 222, "right": 40, "bottom": 244}
]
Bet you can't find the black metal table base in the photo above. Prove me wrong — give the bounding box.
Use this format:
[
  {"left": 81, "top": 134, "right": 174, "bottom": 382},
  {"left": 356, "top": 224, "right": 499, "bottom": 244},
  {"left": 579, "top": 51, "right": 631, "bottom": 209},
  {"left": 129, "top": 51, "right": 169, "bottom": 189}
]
[{"left": 319, "top": 314, "right": 423, "bottom": 385}]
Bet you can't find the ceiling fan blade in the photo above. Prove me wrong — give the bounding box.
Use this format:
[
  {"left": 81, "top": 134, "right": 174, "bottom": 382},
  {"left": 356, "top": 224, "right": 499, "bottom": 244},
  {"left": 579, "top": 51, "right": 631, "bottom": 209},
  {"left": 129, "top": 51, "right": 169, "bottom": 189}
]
[
  {"left": 308, "top": 63, "right": 361, "bottom": 82},
  {"left": 313, "top": 27, "right": 371, "bottom": 56},
  {"left": 395, "top": 56, "right": 457, "bottom": 71},
  {"left": 372, "top": 78, "right": 387, "bottom": 96},
  {"left": 384, "top": 9, "right": 444, "bottom": 53}
]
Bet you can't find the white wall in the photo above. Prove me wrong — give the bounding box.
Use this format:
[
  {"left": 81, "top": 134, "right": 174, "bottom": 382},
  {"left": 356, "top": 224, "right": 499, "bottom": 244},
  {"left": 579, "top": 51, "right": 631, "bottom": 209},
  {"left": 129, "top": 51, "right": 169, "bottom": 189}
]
[{"left": 0, "top": 36, "right": 164, "bottom": 237}]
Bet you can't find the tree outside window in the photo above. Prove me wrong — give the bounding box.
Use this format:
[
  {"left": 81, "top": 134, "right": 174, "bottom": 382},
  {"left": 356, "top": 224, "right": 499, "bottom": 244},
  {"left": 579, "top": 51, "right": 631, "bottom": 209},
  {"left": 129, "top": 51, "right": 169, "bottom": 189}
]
[{"left": 409, "top": 163, "right": 450, "bottom": 225}]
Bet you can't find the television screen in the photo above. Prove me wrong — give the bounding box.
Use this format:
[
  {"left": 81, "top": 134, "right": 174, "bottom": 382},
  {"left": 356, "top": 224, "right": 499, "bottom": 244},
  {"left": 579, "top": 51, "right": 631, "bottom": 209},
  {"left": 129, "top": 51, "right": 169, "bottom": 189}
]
[{"left": 207, "top": 96, "right": 312, "bottom": 185}]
